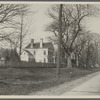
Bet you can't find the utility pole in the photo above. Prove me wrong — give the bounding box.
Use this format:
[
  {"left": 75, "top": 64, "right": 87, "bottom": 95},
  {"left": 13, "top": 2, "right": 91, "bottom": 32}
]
[
  {"left": 57, "top": 4, "right": 63, "bottom": 79},
  {"left": 19, "top": 5, "right": 24, "bottom": 62},
  {"left": 19, "top": 14, "right": 23, "bottom": 61}
]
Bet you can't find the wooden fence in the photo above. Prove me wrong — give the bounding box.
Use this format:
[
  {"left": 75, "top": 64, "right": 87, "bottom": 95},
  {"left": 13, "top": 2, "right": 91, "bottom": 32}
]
[{"left": 0, "top": 61, "right": 66, "bottom": 68}]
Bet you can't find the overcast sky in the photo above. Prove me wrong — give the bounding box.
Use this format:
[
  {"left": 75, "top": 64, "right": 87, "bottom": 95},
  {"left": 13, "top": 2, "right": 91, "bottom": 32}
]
[
  {"left": 27, "top": 4, "right": 52, "bottom": 43},
  {"left": 2, "top": 4, "right": 100, "bottom": 49},
  {"left": 26, "top": 4, "right": 100, "bottom": 44}
]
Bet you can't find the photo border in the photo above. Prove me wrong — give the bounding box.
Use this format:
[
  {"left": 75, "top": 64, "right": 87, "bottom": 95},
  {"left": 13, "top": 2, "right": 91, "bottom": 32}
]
[{"left": 0, "top": 0, "right": 99, "bottom": 99}]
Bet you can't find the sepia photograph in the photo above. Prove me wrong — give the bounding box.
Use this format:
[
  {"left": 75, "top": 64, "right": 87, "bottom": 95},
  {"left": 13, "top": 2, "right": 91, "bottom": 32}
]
[{"left": 0, "top": 1, "right": 100, "bottom": 98}]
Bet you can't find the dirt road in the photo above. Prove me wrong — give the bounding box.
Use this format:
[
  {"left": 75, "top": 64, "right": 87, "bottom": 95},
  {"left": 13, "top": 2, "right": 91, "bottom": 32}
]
[
  {"left": 62, "top": 71, "right": 100, "bottom": 96},
  {"left": 30, "top": 71, "right": 100, "bottom": 96}
]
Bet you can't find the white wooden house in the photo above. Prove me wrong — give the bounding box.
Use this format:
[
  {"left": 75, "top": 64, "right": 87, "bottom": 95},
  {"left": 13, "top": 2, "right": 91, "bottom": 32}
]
[{"left": 21, "top": 39, "right": 55, "bottom": 63}]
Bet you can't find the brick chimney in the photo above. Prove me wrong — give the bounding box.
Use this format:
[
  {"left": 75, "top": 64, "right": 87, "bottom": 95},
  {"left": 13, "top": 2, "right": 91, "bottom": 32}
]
[
  {"left": 31, "top": 39, "right": 34, "bottom": 48},
  {"left": 40, "top": 38, "right": 43, "bottom": 48}
]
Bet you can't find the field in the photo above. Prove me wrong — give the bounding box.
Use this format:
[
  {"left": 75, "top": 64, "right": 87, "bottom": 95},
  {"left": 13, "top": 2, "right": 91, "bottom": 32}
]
[{"left": 0, "top": 67, "right": 99, "bottom": 95}]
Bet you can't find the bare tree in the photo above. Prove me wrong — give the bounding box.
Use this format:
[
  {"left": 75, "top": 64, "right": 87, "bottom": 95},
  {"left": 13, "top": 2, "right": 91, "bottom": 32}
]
[
  {"left": 47, "top": 4, "right": 98, "bottom": 68},
  {"left": 18, "top": 4, "right": 29, "bottom": 61},
  {"left": 75, "top": 31, "right": 100, "bottom": 68},
  {"left": 1, "top": 4, "right": 31, "bottom": 61},
  {"left": 0, "top": 4, "right": 30, "bottom": 42}
]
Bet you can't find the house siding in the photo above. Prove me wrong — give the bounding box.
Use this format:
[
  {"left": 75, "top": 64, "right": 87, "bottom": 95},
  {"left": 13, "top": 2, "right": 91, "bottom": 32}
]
[
  {"left": 21, "top": 51, "right": 28, "bottom": 62},
  {"left": 21, "top": 40, "right": 55, "bottom": 63},
  {"left": 26, "top": 48, "right": 49, "bottom": 63}
]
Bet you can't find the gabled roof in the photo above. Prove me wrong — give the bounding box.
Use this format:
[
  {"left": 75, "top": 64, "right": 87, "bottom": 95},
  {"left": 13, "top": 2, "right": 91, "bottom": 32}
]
[
  {"left": 24, "top": 50, "right": 34, "bottom": 56},
  {"left": 26, "top": 42, "right": 54, "bottom": 50}
]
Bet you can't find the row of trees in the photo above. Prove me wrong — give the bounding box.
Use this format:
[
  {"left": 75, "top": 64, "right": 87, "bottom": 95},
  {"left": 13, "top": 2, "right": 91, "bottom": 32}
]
[
  {"left": 0, "top": 4, "right": 99, "bottom": 68},
  {"left": 47, "top": 4, "right": 100, "bottom": 69}
]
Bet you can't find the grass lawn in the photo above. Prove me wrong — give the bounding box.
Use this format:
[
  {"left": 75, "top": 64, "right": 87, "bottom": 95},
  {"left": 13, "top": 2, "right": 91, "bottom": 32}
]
[{"left": 0, "top": 67, "right": 99, "bottom": 95}]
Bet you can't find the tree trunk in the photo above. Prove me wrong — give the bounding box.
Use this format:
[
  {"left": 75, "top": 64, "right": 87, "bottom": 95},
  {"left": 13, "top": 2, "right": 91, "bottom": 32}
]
[
  {"left": 76, "top": 55, "right": 79, "bottom": 67},
  {"left": 67, "top": 54, "right": 72, "bottom": 68},
  {"left": 19, "top": 15, "right": 23, "bottom": 62},
  {"left": 86, "top": 41, "right": 90, "bottom": 68}
]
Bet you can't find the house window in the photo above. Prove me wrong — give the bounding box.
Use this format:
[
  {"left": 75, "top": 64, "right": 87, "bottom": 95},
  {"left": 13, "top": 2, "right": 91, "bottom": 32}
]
[
  {"left": 44, "top": 51, "right": 46, "bottom": 55},
  {"left": 34, "top": 51, "right": 36, "bottom": 55},
  {"left": 44, "top": 58, "right": 46, "bottom": 63},
  {"left": 49, "top": 51, "right": 53, "bottom": 56}
]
